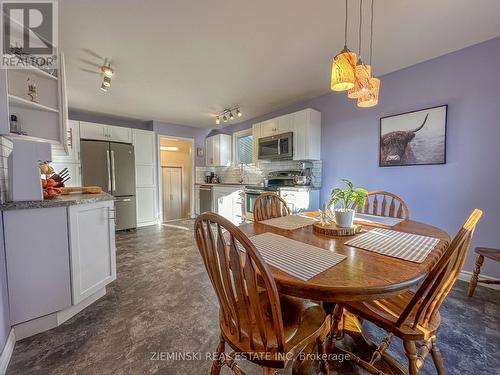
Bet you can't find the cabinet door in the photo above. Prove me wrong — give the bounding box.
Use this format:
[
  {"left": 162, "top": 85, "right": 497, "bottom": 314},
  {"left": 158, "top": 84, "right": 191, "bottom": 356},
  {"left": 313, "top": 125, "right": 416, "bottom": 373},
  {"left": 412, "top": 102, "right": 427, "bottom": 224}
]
[
  {"left": 205, "top": 137, "right": 214, "bottom": 166},
  {"left": 219, "top": 134, "right": 232, "bottom": 166},
  {"left": 252, "top": 123, "right": 261, "bottom": 163},
  {"left": 136, "top": 187, "right": 157, "bottom": 224},
  {"left": 260, "top": 119, "right": 279, "bottom": 137},
  {"left": 80, "top": 122, "right": 108, "bottom": 141},
  {"left": 133, "top": 129, "right": 155, "bottom": 164},
  {"left": 108, "top": 125, "right": 132, "bottom": 143},
  {"left": 277, "top": 114, "right": 293, "bottom": 133},
  {"left": 4, "top": 207, "right": 71, "bottom": 324},
  {"left": 68, "top": 201, "right": 116, "bottom": 305},
  {"left": 292, "top": 110, "right": 308, "bottom": 160}
]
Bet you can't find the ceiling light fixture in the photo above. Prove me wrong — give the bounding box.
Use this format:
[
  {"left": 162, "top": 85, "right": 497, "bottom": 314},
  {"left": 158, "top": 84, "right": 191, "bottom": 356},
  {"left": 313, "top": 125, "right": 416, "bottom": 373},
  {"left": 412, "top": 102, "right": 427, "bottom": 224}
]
[
  {"left": 215, "top": 107, "right": 242, "bottom": 125},
  {"left": 100, "top": 83, "right": 108, "bottom": 92},
  {"left": 160, "top": 146, "right": 179, "bottom": 151},
  {"left": 358, "top": 0, "right": 380, "bottom": 107},
  {"left": 331, "top": 0, "right": 357, "bottom": 91},
  {"left": 101, "top": 65, "right": 114, "bottom": 78},
  {"left": 102, "top": 76, "right": 111, "bottom": 87}
]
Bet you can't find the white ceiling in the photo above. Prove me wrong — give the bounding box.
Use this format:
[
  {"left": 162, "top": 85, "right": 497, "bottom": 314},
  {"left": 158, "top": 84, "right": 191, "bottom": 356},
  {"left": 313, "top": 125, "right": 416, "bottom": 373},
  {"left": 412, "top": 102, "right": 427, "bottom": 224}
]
[{"left": 60, "top": 0, "right": 500, "bottom": 128}]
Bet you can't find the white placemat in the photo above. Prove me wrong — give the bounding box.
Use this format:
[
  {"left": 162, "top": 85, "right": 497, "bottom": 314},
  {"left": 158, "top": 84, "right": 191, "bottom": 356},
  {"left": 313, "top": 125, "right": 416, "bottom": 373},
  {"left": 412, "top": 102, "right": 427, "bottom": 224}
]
[
  {"left": 260, "top": 215, "right": 316, "bottom": 231},
  {"left": 354, "top": 213, "right": 404, "bottom": 227},
  {"left": 248, "top": 232, "right": 346, "bottom": 281},
  {"left": 345, "top": 228, "right": 439, "bottom": 263}
]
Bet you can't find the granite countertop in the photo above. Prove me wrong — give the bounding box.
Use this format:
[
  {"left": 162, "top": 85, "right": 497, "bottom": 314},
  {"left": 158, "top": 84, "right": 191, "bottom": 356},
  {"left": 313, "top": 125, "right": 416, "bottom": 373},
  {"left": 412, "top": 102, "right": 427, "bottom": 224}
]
[
  {"left": 0, "top": 192, "right": 115, "bottom": 211},
  {"left": 195, "top": 183, "right": 246, "bottom": 187}
]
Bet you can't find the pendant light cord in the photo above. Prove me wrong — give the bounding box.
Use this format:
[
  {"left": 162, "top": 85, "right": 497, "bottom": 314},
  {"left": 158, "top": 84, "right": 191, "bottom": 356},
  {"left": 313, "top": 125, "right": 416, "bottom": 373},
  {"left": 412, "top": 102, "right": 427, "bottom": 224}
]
[
  {"left": 358, "top": 0, "right": 364, "bottom": 57},
  {"left": 344, "top": 0, "right": 348, "bottom": 47},
  {"left": 369, "top": 0, "right": 374, "bottom": 66}
]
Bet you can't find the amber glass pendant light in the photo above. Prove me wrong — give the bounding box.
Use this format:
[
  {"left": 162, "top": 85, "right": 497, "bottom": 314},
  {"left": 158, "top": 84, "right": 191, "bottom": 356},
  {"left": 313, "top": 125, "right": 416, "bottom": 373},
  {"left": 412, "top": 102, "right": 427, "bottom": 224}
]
[
  {"left": 331, "top": 0, "right": 357, "bottom": 91},
  {"left": 357, "top": 0, "right": 380, "bottom": 107}
]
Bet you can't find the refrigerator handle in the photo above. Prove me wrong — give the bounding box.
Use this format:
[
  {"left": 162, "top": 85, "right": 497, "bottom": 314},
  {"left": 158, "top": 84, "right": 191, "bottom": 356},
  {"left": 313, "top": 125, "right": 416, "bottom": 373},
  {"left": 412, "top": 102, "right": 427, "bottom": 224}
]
[
  {"left": 111, "top": 150, "right": 116, "bottom": 193},
  {"left": 106, "top": 150, "right": 112, "bottom": 192}
]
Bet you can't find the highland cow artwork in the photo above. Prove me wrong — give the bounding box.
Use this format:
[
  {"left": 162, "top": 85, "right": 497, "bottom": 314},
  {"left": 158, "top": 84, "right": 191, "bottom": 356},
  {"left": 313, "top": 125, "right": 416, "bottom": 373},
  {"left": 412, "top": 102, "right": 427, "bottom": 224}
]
[{"left": 379, "top": 105, "right": 447, "bottom": 167}]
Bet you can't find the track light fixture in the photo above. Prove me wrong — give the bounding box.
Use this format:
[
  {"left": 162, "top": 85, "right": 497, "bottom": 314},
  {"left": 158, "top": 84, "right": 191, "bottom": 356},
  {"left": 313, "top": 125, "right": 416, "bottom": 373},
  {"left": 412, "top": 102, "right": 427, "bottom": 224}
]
[
  {"left": 215, "top": 107, "right": 242, "bottom": 125},
  {"left": 100, "top": 63, "right": 115, "bottom": 92}
]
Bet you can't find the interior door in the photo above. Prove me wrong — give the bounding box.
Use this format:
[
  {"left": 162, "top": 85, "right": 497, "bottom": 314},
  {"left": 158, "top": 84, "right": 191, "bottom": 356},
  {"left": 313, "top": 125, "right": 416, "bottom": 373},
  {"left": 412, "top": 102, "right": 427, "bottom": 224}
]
[
  {"left": 162, "top": 167, "right": 183, "bottom": 221},
  {"left": 110, "top": 142, "right": 136, "bottom": 196}
]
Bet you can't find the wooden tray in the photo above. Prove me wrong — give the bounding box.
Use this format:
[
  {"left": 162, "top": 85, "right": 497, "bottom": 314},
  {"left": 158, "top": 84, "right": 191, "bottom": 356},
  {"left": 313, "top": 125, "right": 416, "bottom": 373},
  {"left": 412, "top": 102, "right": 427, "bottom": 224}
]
[
  {"left": 61, "top": 186, "right": 103, "bottom": 195},
  {"left": 313, "top": 221, "right": 362, "bottom": 237}
]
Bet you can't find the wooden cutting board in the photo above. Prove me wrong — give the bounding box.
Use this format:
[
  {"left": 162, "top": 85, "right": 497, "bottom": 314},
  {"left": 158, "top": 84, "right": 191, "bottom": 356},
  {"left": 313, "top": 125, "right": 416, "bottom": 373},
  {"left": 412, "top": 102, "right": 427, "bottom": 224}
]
[{"left": 61, "top": 186, "right": 103, "bottom": 195}]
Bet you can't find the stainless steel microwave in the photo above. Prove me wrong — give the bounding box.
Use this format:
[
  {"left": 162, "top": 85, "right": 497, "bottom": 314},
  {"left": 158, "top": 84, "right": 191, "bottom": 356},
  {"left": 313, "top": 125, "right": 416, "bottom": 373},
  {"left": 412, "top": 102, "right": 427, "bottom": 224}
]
[{"left": 257, "top": 132, "right": 293, "bottom": 161}]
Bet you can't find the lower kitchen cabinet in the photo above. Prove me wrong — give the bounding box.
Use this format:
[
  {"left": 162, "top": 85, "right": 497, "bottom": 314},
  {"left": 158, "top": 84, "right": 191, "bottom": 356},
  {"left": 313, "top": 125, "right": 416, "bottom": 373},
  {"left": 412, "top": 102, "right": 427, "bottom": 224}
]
[
  {"left": 68, "top": 200, "right": 116, "bottom": 304},
  {"left": 213, "top": 186, "right": 244, "bottom": 225},
  {"left": 279, "top": 189, "right": 320, "bottom": 213},
  {"left": 3, "top": 207, "right": 72, "bottom": 325}
]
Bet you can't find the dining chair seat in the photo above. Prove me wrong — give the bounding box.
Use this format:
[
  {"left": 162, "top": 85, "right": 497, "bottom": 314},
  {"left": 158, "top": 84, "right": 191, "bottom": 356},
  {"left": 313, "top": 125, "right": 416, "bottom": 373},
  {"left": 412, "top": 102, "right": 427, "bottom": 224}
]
[
  {"left": 344, "top": 290, "right": 441, "bottom": 341},
  {"left": 474, "top": 247, "right": 500, "bottom": 261},
  {"left": 221, "top": 293, "right": 327, "bottom": 368},
  {"left": 468, "top": 247, "right": 500, "bottom": 297}
]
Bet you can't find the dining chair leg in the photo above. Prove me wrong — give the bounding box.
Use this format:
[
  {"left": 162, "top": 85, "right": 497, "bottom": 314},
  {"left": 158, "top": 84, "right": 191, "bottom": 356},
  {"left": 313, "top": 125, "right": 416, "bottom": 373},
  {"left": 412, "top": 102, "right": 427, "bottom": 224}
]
[
  {"left": 403, "top": 340, "right": 419, "bottom": 375},
  {"left": 430, "top": 335, "right": 445, "bottom": 375},
  {"left": 468, "top": 254, "right": 484, "bottom": 297},
  {"left": 316, "top": 335, "right": 330, "bottom": 375},
  {"left": 329, "top": 304, "right": 344, "bottom": 340},
  {"left": 211, "top": 335, "right": 226, "bottom": 375}
]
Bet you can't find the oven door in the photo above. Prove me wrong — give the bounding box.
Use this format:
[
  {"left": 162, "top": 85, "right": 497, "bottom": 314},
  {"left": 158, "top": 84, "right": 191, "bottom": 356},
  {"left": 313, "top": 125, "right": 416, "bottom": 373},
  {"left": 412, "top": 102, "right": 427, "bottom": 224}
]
[{"left": 244, "top": 190, "right": 261, "bottom": 221}]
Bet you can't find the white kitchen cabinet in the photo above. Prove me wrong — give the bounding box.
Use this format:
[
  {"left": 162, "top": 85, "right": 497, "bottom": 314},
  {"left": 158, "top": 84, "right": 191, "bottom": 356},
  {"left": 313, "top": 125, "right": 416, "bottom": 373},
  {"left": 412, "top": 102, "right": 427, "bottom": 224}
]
[
  {"left": 80, "top": 121, "right": 108, "bottom": 141},
  {"left": 108, "top": 125, "right": 132, "bottom": 143},
  {"left": 80, "top": 122, "right": 133, "bottom": 143},
  {"left": 279, "top": 188, "right": 320, "bottom": 213},
  {"left": 252, "top": 108, "right": 321, "bottom": 161},
  {"left": 205, "top": 134, "right": 232, "bottom": 167},
  {"left": 136, "top": 187, "right": 158, "bottom": 224},
  {"left": 68, "top": 201, "right": 116, "bottom": 305},
  {"left": 4, "top": 207, "right": 72, "bottom": 325},
  {"left": 213, "top": 186, "right": 244, "bottom": 225},
  {"left": 132, "top": 129, "right": 158, "bottom": 226}
]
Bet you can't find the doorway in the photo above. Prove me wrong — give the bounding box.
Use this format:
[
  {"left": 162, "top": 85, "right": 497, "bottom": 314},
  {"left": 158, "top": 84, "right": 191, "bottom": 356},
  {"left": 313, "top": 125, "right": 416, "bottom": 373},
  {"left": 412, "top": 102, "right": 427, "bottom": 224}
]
[{"left": 159, "top": 136, "right": 194, "bottom": 222}]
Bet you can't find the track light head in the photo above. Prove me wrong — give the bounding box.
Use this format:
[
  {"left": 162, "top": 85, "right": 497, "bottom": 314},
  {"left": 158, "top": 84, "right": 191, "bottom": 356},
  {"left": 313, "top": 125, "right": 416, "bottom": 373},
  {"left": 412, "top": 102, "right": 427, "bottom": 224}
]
[
  {"left": 100, "top": 83, "right": 108, "bottom": 92},
  {"left": 229, "top": 111, "right": 234, "bottom": 120},
  {"left": 223, "top": 114, "right": 228, "bottom": 122},
  {"left": 236, "top": 109, "right": 242, "bottom": 117},
  {"left": 101, "top": 65, "right": 114, "bottom": 78},
  {"left": 215, "top": 117, "right": 220, "bottom": 125},
  {"left": 103, "top": 76, "right": 111, "bottom": 87}
]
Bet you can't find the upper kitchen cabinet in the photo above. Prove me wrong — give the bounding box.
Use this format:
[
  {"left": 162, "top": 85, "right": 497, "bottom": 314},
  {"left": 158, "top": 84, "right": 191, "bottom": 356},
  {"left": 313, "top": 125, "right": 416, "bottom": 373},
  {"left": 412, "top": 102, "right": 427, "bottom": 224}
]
[
  {"left": 206, "top": 134, "right": 231, "bottom": 167},
  {"left": 80, "top": 122, "right": 132, "bottom": 143},
  {"left": 0, "top": 53, "right": 69, "bottom": 153},
  {"left": 253, "top": 108, "right": 321, "bottom": 161}
]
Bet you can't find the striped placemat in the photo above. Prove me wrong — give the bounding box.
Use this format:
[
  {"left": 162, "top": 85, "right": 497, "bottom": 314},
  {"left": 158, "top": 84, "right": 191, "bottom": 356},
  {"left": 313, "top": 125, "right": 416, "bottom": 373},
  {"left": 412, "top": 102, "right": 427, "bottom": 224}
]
[
  {"left": 345, "top": 228, "right": 439, "bottom": 263},
  {"left": 260, "top": 215, "right": 316, "bottom": 231},
  {"left": 248, "top": 232, "right": 346, "bottom": 281},
  {"left": 354, "top": 213, "right": 404, "bottom": 227}
]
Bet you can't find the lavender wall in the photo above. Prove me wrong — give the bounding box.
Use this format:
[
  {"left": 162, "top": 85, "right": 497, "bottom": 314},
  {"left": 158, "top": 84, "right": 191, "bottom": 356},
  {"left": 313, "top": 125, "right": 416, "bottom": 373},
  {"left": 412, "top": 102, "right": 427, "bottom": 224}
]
[
  {"left": 152, "top": 121, "right": 210, "bottom": 167},
  {"left": 223, "top": 37, "right": 500, "bottom": 278}
]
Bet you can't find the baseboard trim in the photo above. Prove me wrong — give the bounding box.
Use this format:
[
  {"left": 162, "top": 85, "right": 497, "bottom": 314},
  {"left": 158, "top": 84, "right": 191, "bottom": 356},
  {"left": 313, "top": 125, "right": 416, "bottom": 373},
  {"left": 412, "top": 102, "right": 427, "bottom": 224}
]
[
  {"left": 0, "top": 329, "right": 15, "bottom": 375},
  {"left": 458, "top": 271, "right": 500, "bottom": 292}
]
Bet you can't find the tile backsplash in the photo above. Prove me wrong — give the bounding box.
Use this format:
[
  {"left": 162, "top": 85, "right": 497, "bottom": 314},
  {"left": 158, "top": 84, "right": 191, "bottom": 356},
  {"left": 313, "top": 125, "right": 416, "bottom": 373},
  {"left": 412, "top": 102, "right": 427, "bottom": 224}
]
[
  {"left": 196, "top": 160, "right": 322, "bottom": 187},
  {"left": 0, "top": 137, "right": 13, "bottom": 203}
]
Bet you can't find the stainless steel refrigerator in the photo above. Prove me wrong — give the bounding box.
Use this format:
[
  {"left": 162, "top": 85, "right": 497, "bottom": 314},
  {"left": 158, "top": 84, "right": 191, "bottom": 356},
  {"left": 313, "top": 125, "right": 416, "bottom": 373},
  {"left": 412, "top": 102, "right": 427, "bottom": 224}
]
[{"left": 80, "top": 140, "right": 137, "bottom": 231}]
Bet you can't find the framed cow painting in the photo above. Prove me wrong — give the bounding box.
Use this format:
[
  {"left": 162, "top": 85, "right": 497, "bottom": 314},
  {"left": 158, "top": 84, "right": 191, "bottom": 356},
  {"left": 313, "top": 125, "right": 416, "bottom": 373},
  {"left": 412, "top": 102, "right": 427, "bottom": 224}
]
[{"left": 379, "top": 105, "right": 447, "bottom": 167}]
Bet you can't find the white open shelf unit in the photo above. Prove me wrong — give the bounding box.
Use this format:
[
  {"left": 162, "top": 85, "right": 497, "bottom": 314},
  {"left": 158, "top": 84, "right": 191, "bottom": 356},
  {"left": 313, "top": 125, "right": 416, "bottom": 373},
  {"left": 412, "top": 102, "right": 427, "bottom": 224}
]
[{"left": 1, "top": 53, "right": 68, "bottom": 152}]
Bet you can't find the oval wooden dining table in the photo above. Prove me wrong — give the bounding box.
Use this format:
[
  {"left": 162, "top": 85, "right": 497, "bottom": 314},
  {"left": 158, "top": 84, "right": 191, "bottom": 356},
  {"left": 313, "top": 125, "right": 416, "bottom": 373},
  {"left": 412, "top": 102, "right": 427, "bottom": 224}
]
[
  {"left": 238, "top": 217, "right": 451, "bottom": 375},
  {"left": 238, "top": 218, "right": 450, "bottom": 303}
]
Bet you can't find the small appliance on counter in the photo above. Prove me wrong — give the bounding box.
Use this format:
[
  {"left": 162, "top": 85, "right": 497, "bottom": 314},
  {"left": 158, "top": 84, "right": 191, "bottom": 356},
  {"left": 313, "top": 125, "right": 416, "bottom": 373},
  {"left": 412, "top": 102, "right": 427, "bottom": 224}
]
[
  {"left": 204, "top": 171, "right": 221, "bottom": 184},
  {"left": 8, "top": 138, "right": 51, "bottom": 201}
]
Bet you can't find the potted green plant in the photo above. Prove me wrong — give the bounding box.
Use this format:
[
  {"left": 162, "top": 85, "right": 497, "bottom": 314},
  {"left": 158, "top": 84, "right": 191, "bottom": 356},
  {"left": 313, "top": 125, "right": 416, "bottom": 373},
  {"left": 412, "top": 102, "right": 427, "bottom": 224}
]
[{"left": 329, "top": 179, "right": 368, "bottom": 228}]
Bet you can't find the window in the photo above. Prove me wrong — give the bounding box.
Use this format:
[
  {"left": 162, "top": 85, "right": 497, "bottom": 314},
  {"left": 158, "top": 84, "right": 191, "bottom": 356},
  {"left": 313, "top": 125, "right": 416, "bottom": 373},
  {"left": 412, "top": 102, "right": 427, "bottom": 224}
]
[{"left": 233, "top": 129, "right": 253, "bottom": 165}]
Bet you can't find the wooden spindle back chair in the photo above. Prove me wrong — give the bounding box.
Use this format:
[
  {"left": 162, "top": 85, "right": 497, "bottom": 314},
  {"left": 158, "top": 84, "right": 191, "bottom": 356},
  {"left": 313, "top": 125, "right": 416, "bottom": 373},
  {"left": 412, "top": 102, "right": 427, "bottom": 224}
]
[
  {"left": 356, "top": 191, "right": 409, "bottom": 220},
  {"left": 253, "top": 192, "right": 291, "bottom": 222},
  {"left": 338, "top": 209, "right": 483, "bottom": 375},
  {"left": 195, "top": 213, "right": 330, "bottom": 374}
]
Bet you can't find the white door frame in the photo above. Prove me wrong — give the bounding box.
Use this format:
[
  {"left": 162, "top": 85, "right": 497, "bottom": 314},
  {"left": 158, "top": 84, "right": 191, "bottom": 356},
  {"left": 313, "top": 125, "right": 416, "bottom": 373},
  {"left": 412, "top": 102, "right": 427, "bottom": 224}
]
[{"left": 157, "top": 134, "right": 195, "bottom": 222}]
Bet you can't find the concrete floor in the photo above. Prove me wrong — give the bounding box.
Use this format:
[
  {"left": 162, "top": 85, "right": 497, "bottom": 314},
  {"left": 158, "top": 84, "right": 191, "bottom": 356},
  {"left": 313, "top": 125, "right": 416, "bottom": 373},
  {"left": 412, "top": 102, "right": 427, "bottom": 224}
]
[{"left": 6, "top": 220, "right": 500, "bottom": 374}]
